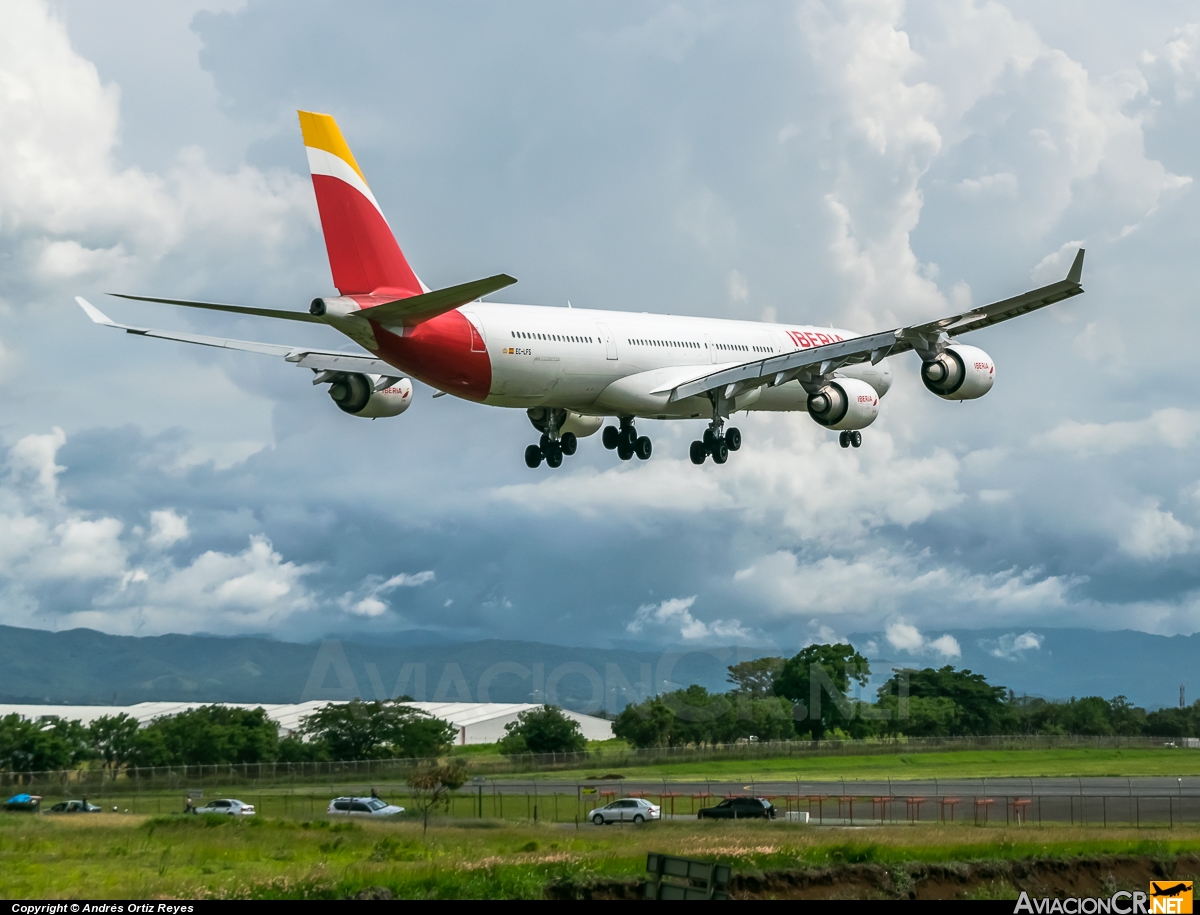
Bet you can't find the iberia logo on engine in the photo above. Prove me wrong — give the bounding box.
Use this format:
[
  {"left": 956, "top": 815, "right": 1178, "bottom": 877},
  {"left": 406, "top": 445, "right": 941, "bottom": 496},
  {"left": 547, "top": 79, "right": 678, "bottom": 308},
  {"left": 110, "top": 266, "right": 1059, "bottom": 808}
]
[{"left": 1151, "top": 881, "right": 1193, "bottom": 914}]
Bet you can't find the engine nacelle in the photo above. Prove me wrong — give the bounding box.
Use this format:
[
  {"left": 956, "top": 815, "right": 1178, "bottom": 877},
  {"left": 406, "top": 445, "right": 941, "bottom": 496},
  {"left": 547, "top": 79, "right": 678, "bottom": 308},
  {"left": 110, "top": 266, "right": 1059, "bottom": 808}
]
[
  {"left": 920, "top": 344, "right": 994, "bottom": 401},
  {"left": 806, "top": 378, "right": 880, "bottom": 430},
  {"left": 328, "top": 373, "right": 413, "bottom": 418},
  {"left": 309, "top": 296, "right": 361, "bottom": 318}
]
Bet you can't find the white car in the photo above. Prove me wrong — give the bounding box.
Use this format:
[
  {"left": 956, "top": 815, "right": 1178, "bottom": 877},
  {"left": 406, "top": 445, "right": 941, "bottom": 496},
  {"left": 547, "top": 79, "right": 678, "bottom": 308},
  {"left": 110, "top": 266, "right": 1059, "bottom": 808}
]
[
  {"left": 588, "top": 798, "right": 660, "bottom": 825},
  {"left": 194, "top": 798, "right": 255, "bottom": 816},
  {"left": 327, "top": 796, "right": 404, "bottom": 816}
]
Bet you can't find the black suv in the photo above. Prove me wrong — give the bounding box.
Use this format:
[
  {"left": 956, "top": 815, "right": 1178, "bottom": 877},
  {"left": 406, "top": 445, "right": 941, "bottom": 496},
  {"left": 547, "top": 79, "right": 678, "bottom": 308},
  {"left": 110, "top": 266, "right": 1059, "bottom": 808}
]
[{"left": 697, "top": 797, "right": 776, "bottom": 820}]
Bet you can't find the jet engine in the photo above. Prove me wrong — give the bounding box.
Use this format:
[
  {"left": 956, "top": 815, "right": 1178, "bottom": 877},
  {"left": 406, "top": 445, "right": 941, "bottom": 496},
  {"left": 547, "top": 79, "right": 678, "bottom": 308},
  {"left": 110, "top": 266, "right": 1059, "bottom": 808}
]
[
  {"left": 920, "top": 344, "right": 994, "bottom": 401},
  {"left": 806, "top": 378, "right": 880, "bottom": 430},
  {"left": 327, "top": 372, "right": 413, "bottom": 417}
]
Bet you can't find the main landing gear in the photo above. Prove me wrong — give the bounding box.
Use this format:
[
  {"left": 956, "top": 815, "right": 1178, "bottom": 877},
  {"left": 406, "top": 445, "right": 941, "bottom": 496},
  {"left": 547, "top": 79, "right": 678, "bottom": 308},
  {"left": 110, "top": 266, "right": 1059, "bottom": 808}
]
[
  {"left": 839, "top": 431, "right": 863, "bottom": 449},
  {"left": 602, "top": 418, "right": 652, "bottom": 462},
  {"left": 690, "top": 423, "right": 741, "bottom": 465},
  {"left": 525, "top": 431, "right": 577, "bottom": 469}
]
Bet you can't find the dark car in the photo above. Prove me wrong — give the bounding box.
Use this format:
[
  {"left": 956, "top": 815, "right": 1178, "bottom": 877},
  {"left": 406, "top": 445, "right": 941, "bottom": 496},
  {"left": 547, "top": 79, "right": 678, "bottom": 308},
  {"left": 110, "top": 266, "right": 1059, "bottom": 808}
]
[{"left": 697, "top": 797, "right": 776, "bottom": 820}]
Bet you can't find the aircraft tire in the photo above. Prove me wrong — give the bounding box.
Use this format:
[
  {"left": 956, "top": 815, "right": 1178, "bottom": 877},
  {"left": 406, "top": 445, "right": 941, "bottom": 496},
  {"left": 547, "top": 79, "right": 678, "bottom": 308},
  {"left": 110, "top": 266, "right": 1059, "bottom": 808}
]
[
  {"left": 839, "top": 431, "right": 851, "bottom": 448},
  {"left": 621, "top": 426, "right": 638, "bottom": 450},
  {"left": 850, "top": 431, "right": 862, "bottom": 448},
  {"left": 602, "top": 426, "right": 620, "bottom": 450},
  {"left": 689, "top": 441, "right": 707, "bottom": 465},
  {"left": 635, "top": 436, "right": 652, "bottom": 460},
  {"left": 726, "top": 427, "right": 742, "bottom": 451},
  {"left": 524, "top": 445, "right": 543, "bottom": 468},
  {"left": 712, "top": 440, "right": 729, "bottom": 464},
  {"left": 703, "top": 428, "right": 717, "bottom": 452},
  {"left": 561, "top": 432, "right": 578, "bottom": 456},
  {"left": 617, "top": 444, "right": 634, "bottom": 461}
]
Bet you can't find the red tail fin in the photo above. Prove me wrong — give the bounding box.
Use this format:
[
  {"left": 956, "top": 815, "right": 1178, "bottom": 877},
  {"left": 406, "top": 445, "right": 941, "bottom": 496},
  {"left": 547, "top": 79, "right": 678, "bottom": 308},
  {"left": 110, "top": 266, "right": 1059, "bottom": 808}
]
[{"left": 299, "top": 111, "right": 423, "bottom": 298}]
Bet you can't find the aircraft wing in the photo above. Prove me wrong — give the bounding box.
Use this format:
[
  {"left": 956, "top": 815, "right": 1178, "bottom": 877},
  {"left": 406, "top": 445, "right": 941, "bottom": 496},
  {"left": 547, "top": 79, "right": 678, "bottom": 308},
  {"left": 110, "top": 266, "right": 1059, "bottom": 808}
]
[
  {"left": 670, "top": 249, "right": 1084, "bottom": 403},
  {"left": 75, "top": 297, "right": 395, "bottom": 375}
]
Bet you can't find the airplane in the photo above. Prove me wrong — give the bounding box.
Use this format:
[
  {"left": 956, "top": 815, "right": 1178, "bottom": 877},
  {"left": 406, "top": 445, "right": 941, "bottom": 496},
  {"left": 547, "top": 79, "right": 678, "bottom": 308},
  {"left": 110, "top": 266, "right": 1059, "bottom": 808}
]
[{"left": 77, "top": 111, "right": 1086, "bottom": 469}]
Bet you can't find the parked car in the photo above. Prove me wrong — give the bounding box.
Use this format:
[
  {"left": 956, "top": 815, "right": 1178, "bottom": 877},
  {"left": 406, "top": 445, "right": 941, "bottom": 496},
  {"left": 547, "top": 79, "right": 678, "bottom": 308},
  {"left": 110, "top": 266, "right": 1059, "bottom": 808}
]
[
  {"left": 48, "top": 800, "right": 100, "bottom": 813},
  {"left": 328, "top": 797, "right": 404, "bottom": 816},
  {"left": 697, "top": 797, "right": 776, "bottom": 820},
  {"left": 193, "top": 798, "right": 255, "bottom": 816},
  {"left": 2, "top": 794, "right": 41, "bottom": 813},
  {"left": 588, "top": 798, "right": 661, "bottom": 825}
]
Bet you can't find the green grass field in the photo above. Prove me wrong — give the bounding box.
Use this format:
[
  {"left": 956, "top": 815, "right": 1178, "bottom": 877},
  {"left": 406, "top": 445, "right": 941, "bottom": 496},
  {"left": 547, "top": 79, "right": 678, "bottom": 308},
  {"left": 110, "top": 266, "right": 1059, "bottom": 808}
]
[
  {"left": 1, "top": 813, "right": 1198, "bottom": 899},
  {"left": 551, "top": 748, "right": 1200, "bottom": 782}
]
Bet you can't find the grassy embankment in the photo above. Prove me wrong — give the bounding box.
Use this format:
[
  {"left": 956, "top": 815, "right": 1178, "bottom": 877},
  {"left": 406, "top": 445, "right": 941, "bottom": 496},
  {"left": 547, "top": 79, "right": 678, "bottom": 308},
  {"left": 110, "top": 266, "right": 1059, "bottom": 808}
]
[
  {"left": 552, "top": 748, "right": 1200, "bottom": 781},
  {"left": 1, "top": 813, "right": 1198, "bottom": 899}
]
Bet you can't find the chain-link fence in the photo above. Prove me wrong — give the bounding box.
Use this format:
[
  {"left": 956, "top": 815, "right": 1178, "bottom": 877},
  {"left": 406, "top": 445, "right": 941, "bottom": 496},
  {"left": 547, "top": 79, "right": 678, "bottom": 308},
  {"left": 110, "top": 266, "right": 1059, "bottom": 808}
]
[{"left": 0, "top": 733, "right": 1189, "bottom": 796}]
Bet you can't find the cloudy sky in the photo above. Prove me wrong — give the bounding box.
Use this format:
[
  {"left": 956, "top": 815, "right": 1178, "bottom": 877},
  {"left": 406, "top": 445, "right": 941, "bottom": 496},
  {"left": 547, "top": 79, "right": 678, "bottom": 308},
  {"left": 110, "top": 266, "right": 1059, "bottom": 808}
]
[{"left": 3, "top": 0, "right": 1200, "bottom": 660}]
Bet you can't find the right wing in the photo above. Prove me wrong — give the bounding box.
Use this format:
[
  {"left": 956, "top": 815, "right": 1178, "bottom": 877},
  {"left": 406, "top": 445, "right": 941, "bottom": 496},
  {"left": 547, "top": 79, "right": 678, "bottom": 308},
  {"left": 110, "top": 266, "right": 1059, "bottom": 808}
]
[
  {"left": 670, "top": 249, "right": 1085, "bottom": 403},
  {"left": 76, "top": 297, "right": 394, "bottom": 376}
]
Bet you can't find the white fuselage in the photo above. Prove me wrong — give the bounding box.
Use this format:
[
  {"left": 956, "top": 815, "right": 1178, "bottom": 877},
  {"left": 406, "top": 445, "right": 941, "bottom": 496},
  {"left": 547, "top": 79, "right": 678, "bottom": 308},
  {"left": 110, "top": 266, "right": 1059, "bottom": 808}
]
[{"left": 451, "top": 302, "right": 892, "bottom": 419}]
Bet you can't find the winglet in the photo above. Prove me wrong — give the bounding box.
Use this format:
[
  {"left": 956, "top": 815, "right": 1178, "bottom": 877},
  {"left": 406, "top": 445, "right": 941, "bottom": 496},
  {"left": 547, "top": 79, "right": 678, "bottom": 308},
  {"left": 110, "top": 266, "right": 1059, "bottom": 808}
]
[
  {"left": 1067, "top": 248, "right": 1085, "bottom": 285},
  {"left": 75, "top": 296, "right": 116, "bottom": 326}
]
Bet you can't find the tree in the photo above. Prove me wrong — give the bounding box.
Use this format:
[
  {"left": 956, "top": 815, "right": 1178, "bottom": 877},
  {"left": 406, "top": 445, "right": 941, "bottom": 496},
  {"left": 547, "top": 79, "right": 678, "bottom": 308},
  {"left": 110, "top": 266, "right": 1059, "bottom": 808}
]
[
  {"left": 88, "top": 714, "right": 141, "bottom": 773},
  {"left": 726, "top": 657, "right": 785, "bottom": 698},
  {"left": 406, "top": 764, "right": 466, "bottom": 837},
  {"left": 877, "top": 666, "right": 1008, "bottom": 736},
  {"left": 613, "top": 696, "right": 676, "bottom": 748},
  {"left": 773, "top": 643, "right": 871, "bottom": 740},
  {"left": 0, "top": 714, "right": 90, "bottom": 772},
  {"left": 497, "top": 705, "right": 587, "bottom": 756},
  {"left": 874, "top": 694, "right": 961, "bottom": 737},
  {"left": 613, "top": 687, "right": 794, "bottom": 748},
  {"left": 142, "top": 705, "right": 279, "bottom": 766},
  {"left": 300, "top": 700, "right": 456, "bottom": 760}
]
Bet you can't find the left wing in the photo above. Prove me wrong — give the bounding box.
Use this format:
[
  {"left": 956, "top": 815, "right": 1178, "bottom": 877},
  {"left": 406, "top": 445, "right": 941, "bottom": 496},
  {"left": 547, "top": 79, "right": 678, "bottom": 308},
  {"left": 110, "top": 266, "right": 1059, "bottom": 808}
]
[
  {"left": 76, "top": 297, "right": 395, "bottom": 376},
  {"left": 670, "top": 249, "right": 1085, "bottom": 403}
]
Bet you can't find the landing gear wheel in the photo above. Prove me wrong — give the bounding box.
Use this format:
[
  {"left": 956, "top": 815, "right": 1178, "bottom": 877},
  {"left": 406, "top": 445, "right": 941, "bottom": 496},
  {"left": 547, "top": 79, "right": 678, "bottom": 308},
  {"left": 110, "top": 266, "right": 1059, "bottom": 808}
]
[
  {"left": 850, "top": 431, "right": 862, "bottom": 448},
  {"left": 540, "top": 432, "right": 551, "bottom": 452},
  {"left": 726, "top": 427, "right": 742, "bottom": 451},
  {"left": 617, "top": 444, "right": 634, "bottom": 461},
  {"left": 689, "top": 441, "right": 707, "bottom": 465},
  {"left": 621, "top": 426, "right": 638, "bottom": 450},
  {"left": 703, "top": 428, "right": 718, "bottom": 452},
  {"left": 592, "top": 814, "right": 605, "bottom": 826},
  {"left": 635, "top": 436, "right": 652, "bottom": 460},
  {"left": 561, "top": 432, "right": 578, "bottom": 456},
  {"left": 602, "top": 426, "right": 620, "bottom": 450},
  {"left": 712, "top": 439, "right": 729, "bottom": 464},
  {"left": 839, "top": 431, "right": 851, "bottom": 449},
  {"left": 545, "top": 443, "right": 563, "bottom": 468},
  {"left": 524, "top": 445, "right": 543, "bottom": 468}
]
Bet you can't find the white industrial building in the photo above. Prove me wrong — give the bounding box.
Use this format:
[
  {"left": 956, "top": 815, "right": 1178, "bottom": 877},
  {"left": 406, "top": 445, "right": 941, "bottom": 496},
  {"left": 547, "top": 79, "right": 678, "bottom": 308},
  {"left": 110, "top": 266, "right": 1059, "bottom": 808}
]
[{"left": 0, "top": 701, "right": 613, "bottom": 746}]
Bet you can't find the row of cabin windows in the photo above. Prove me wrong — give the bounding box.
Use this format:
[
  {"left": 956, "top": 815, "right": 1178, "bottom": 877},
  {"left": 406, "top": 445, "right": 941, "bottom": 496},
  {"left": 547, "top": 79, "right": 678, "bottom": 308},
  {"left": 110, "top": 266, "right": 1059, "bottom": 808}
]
[
  {"left": 511, "top": 331, "right": 593, "bottom": 343},
  {"left": 716, "top": 343, "right": 772, "bottom": 354},
  {"left": 629, "top": 338, "right": 701, "bottom": 349}
]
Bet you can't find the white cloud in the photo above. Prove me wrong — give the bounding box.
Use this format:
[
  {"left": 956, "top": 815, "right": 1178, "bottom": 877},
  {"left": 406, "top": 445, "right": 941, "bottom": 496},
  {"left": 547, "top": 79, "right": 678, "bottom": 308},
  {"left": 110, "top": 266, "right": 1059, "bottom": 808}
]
[
  {"left": 8, "top": 428, "right": 66, "bottom": 500},
  {"left": 147, "top": 509, "right": 189, "bottom": 549},
  {"left": 1038, "top": 409, "right": 1200, "bottom": 456},
  {"left": 884, "top": 620, "right": 961, "bottom": 658},
  {"left": 0, "top": 0, "right": 312, "bottom": 295},
  {"left": 982, "top": 630, "right": 1044, "bottom": 660},
  {"left": 1119, "top": 503, "right": 1194, "bottom": 560},
  {"left": 338, "top": 570, "right": 435, "bottom": 618},
  {"left": 733, "top": 548, "right": 1077, "bottom": 629},
  {"left": 626, "top": 595, "right": 750, "bottom": 642}
]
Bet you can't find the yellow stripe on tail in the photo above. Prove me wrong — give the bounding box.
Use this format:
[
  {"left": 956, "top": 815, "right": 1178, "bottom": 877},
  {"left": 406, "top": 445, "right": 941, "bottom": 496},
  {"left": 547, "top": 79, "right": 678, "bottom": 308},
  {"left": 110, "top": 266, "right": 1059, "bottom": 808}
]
[{"left": 298, "top": 110, "right": 368, "bottom": 185}]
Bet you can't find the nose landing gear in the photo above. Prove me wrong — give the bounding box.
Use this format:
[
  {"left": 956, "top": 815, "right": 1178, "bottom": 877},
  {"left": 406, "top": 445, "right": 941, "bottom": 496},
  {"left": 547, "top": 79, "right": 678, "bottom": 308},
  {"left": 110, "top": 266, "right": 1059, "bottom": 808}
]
[
  {"left": 838, "top": 431, "right": 863, "bottom": 449},
  {"left": 602, "top": 418, "right": 652, "bottom": 462}
]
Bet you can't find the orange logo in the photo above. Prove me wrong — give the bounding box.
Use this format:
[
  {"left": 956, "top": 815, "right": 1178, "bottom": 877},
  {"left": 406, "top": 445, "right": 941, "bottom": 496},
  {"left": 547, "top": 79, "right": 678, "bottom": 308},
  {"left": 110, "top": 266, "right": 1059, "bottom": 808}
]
[{"left": 1150, "top": 881, "right": 1193, "bottom": 914}]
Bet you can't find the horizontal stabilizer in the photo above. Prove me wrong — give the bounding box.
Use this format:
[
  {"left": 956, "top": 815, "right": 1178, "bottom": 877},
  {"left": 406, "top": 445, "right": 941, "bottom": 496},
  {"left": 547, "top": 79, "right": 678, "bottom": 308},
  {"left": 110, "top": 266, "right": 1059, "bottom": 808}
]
[
  {"left": 360, "top": 273, "right": 517, "bottom": 325},
  {"left": 110, "top": 293, "right": 324, "bottom": 323},
  {"left": 75, "top": 297, "right": 393, "bottom": 374}
]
